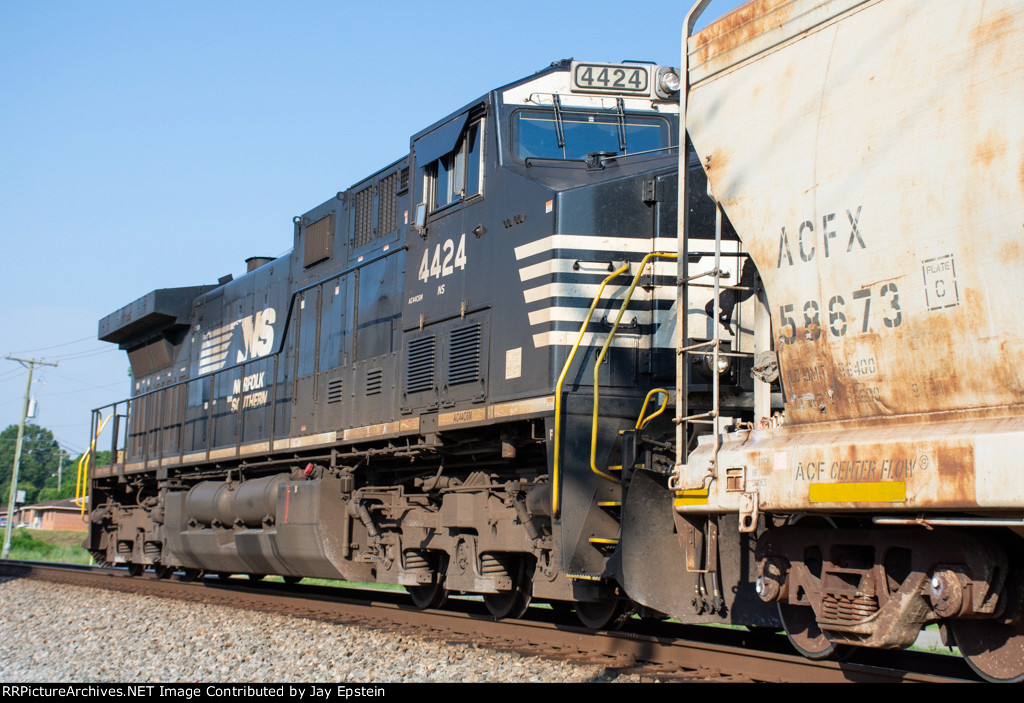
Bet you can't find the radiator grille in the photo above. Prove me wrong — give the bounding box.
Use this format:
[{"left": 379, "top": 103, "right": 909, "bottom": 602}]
[
  {"left": 353, "top": 186, "right": 374, "bottom": 248},
  {"left": 406, "top": 336, "right": 435, "bottom": 394},
  {"left": 378, "top": 172, "right": 398, "bottom": 236},
  {"left": 448, "top": 323, "right": 481, "bottom": 386}
]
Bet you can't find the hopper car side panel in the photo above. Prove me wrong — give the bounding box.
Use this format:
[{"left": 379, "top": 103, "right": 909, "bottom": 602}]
[{"left": 658, "top": 0, "right": 1024, "bottom": 680}]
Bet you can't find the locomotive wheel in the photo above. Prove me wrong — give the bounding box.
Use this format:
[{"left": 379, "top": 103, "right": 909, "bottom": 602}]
[
  {"left": 408, "top": 581, "right": 448, "bottom": 610},
  {"left": 178, "top": 568, "right": 202, "bottom": 582},
  {"left": 777, "top": 603, "right": 851, "bottom": 661},
  {"left": 950, "top": 618, "right": 1024, "bottom": 683},
  {"left": 484, "top": 587, "right": 531, "bottom": 619},
  {"left": 126, "top": 562, "right": 144, "bottom": 577},
  {"left": 482, "top": 555, "right": 532, "bottom": 619},
  {"left": 574, "top": 599, "right": 626, "bottom": 630},
  {"left": 153, "top": 563, "right": 172, "bottom": 580}
]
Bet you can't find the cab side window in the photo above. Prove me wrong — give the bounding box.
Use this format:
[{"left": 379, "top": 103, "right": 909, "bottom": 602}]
[{"left": 426, "top": 120, "right": 483, "bottom": 211}]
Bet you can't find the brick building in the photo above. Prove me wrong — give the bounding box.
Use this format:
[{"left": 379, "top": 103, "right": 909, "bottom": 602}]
[{"left": 8, "top": 498, "right": 89, "bottom": 531}]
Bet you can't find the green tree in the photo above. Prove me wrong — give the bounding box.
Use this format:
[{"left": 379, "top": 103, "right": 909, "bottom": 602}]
[{"left": 0, "top": 424, "right": 70, "bottom": 505}]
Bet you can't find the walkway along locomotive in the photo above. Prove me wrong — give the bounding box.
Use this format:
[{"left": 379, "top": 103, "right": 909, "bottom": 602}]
[{"left": 81, "top": 0, "right": 1024, "bottom": 682}]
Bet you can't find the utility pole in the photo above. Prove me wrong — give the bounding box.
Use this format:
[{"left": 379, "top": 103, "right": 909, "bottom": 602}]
[{"left": 2, "top": 355, "right": 58, "bottom": 559}]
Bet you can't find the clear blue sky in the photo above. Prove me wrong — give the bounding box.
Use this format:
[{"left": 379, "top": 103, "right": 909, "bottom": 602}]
[{"left": 0, "top": 0, "right": 743, "bottom": 456}]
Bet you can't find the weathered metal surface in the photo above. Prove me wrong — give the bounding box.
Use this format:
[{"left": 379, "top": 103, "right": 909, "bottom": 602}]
[
  {"left": 682, "top": 411, "right": 1024, "bottom": 511},
  {"left": 679, "top": 0, "right": 1024, "bottom": 512},
  {"left": 688, "top": 0, "right": 868, "bottom": 84}
]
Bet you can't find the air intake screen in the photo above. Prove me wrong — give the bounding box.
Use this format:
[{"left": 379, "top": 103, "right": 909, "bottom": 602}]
[
  {"left": 366, "top": 368, "right": 383, "bottom": 395},
  {"left": 353, "top": 186, "right": 374, "bottom": 248},
  {"left": 327, "top": 377, "right": 344, "bottom": 404},
  {"left": 406, "top": 336, "right": 435, "bottom": 394},
  {"left": 448, "top": 323, "right": 481, "bottom": 386},
  {"left": 378, "top": 173, "right": 398, "bottom": 236}
]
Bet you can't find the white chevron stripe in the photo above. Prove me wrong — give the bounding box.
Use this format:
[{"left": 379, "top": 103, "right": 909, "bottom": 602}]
[
  {"left": 532, "top": 330, "right": 652, "bottom": 349},
  {"left": 523, "top": 282, "right": 679, "bottom": 304},
  {"left": 517, "top": 258, "right": 678, "bottom": 283},
  {"left": 514, "top": 234, "right": 678, "bottom": 260},
  {"left": 527, "top": 307, "right": 669, "bottom": 326}
]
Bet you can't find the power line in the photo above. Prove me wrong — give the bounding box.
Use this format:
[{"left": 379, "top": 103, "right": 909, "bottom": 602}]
[
  {"left": 8, "top": 335, "right": 97, "bottom": 354},
  {"left": 0, "top": 370, "right": 23, "bottom": 384},
  {"left": 50, "top": 347, "right": 118, "bottom": 361},
  {"left": 43, "top": 369, "right": 128, "bottom": 389}
]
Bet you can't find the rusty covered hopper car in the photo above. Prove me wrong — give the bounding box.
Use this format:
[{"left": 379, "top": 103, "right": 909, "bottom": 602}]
[{"left": 659, "top": 0, "right": 1024, "bottom": 682}]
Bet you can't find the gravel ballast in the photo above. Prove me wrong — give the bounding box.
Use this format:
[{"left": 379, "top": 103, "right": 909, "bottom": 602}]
[{"left": 0, "top": 578, "right": 638, "bottom": 683}]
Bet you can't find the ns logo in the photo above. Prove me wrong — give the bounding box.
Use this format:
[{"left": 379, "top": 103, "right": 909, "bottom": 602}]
[
  {"left": 233, "top": 308, "right": 276, "bottom": 362},
  {"left": 198, "top": 307, "right": 277, "bottom": 374}
]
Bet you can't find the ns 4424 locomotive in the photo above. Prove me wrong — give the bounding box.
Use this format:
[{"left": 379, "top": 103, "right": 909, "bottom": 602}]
[{"left": 83, "top": 57, "right": 761, "bottom": 627}]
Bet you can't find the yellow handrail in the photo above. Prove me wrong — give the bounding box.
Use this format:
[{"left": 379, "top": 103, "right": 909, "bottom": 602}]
[
  {"left": 636, "top": 388, "right": 670, "bottom": 430},
  {"left": 591, "top": 252, "right": 678, "bottom": 481},
  {"left": 76, "top": 414, "right": 113, "bottom": 515},
  {"left": 552, "top": 263, "right": 630, "bottom": 516}
]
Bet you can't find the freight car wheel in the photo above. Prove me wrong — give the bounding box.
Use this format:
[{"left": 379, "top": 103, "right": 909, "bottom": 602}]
[
  {"left": 408, "top": 582, "right": 448, "bottom": 610},
  {"left": 946, "top": 622, "right": 1024, "bottom": 683},
  {"left": 153, "top": 563, "right": 172, "bottom": 579},
  {"left": 950, "top": 619, "right": 1024, "bottom": 683},
  {"left": 949, "top": 561, "right": 1024, "bottom": 682},
  {"left": 778, "top": 603, "right": 850, "bottom": 661},
  {"left": 126, "top": 562, "right": 143, "bottom": 577}
]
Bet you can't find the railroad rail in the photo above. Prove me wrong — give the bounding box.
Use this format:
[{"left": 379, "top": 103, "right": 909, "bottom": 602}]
[{"left": 0, "top": 560, "right": 978, "bottom": 683}]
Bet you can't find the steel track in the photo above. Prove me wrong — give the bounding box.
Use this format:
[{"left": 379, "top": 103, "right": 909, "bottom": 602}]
[{"left": 0, "top": 560, "right": 980, "bottom": 683}]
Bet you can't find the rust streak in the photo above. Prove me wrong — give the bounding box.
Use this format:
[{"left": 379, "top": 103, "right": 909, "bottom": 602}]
[
  {"left": 969, "top": 7, "right": 1014, "bottom": 46},
  {"left": 972, "top": 129, "right": 1007, "bottom": 169},
  {"left": 691, "top": 0, "right": 795, "bottom": 66},
  {"left": 934, "top": 444, "right": 977, "bottom": 507}
]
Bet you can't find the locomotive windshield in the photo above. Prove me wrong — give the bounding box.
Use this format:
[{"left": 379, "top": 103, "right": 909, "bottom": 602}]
[{"left": 511, "top": 108, "right": 669, "bottom": 160}]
